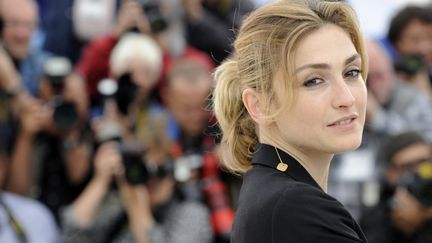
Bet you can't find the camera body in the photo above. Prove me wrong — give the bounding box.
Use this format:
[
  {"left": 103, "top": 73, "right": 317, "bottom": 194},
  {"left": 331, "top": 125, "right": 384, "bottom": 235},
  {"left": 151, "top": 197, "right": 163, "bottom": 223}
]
[
  {"left": 98, "top": 73, "right": 138, "bottom": 116},
  {"left": 96, "top": 136, "right": 173, "bottom": 185},
  {"left": 120, "top": 142, "right": 174, "bottom": 185},
  {"left": 120, "top": 142, "right": 149, "bottom": 185},
  {"left": 394, "top": 54, "right": 425, "bottom": 77},
  {"left": 137, "top": 0, "right": 168, "bottom": 33},
  {"left": 398, "top": 162, "right": 432, "bottom": 207},
  {"left": 42, "top": 57, "right": 79, "bottom": 131}
]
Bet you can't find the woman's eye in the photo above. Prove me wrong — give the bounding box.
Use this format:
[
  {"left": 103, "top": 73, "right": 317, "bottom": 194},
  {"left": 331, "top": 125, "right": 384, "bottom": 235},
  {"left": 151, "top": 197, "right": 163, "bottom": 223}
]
[
  {"left": 345, "top": 69, "right": 361, "bottom": 79},
  {"left": 303, "top": 78, "right": 324, "bottom": 87}
]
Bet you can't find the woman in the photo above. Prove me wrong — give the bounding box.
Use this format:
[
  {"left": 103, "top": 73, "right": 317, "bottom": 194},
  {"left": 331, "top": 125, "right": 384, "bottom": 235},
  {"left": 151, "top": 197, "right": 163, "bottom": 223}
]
[{"left": 212, "top": 0, "right": 369, "bottom": 242}]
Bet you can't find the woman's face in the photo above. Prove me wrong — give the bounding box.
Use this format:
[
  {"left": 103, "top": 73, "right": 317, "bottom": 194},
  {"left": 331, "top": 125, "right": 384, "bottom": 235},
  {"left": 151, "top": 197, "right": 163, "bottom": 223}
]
[{"left": 274, "top": 24, "right": 366, "bottom": 157}]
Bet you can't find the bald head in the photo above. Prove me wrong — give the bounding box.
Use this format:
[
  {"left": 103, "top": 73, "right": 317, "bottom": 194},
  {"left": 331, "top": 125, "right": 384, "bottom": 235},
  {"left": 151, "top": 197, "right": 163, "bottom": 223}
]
[
  {"left": 365, "top": 39, "right": 396, "bottom": 104},
  {"left": 0, "top": 0, "right": 38, "bottom": 60},
  {"left": 165, "top": 60, "right": 213, "bottom": 137}
]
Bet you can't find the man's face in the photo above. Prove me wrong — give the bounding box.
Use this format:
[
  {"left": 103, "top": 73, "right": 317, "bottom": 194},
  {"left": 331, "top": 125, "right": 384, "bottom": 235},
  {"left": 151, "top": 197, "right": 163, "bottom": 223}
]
[
  {"left": 166, "top": 74, "right": 211, "bottom": 137},
  {"left": 387, "top": 143, "right": 432, "bottom": 185},
  {"left": 395, "top": 19, "right": 432, "bottom": 64},
  {"left": 366, "top": 41, "right": 396, "bottom": 105},
  {"left": 1, "top": 0, "right": 38, "bottom": 60}
]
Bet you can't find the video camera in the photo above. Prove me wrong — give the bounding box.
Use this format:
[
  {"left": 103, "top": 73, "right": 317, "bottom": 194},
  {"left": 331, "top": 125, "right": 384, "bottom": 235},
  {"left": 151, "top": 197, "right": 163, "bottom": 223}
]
[{"left": 42, "top": 57, "right": 79, "bottom": 131}]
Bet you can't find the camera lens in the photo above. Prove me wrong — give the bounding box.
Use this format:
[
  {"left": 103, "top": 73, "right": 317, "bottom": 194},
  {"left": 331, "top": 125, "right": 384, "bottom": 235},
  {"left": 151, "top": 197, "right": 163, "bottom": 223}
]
[
  {"left": 120, "top": 143, "right": 148, "bottom": 184},
  {"left": 115, "top": 73, "right": 138, "bottom": 115},
  {"left": 53, "top": 101, "right": 79, "bottom": 131}
]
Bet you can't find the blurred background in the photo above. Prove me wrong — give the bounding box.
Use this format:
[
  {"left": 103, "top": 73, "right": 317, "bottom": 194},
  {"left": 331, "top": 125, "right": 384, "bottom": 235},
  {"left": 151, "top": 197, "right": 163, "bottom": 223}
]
[{"left": 0, "top": 0, "right": 432, "bottom": 243}]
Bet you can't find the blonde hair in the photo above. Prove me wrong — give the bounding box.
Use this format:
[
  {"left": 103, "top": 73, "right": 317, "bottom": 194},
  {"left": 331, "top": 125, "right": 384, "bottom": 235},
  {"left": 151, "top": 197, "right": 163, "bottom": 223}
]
[
  {"left": 213, "top": 0, "right": 368, "bottom": 174},
  {"left": 110, "top": 33, "right": 162, "bottom": 83}
]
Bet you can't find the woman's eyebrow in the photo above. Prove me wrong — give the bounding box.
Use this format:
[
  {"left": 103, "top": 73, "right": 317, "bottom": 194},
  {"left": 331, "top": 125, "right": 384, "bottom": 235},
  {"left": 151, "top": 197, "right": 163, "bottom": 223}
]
[
  {"left": 295, "top": 53, "right": 360, "bottom": 74},
  {"left": 345, "top": 54, "right": 360, "bottom": 65}
]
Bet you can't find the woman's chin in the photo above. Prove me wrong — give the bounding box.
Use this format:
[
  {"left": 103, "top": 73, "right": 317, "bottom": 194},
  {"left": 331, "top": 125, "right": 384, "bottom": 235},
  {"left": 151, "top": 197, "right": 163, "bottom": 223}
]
[{"left": 334, "top": 136, "right": 363, "bottom": 153}]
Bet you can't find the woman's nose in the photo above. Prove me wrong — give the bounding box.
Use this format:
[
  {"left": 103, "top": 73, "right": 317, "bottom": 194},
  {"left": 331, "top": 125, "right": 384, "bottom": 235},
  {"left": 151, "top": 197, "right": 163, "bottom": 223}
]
[{"left": 331, "top": 79, "right": 355, "bottom": 109}]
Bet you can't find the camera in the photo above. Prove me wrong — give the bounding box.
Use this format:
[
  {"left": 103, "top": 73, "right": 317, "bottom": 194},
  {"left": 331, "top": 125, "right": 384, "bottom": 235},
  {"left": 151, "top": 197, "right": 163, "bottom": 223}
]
[
  {"left": 120, "top": 142, "right": 174, "bottom": 184},
  {"left": 137, "top": 0, "right": 168, "bottom": 33},
  {"left": 95, "top": 137, "right": 173, "bottom": 185},
  {"left": 119, "top": 142, "right": 149, "bottom": 185},
  {"left": 42, "top": 57, "right": 79, "bottom": 131},
  {"left": 398, "top": 162, "right": 432, "bottom": 207},
  {"left": 98, "top": 73, "right": 138, "bottom": 116},
  {"left": 394, "top": 54, "right": 425, "bottom": 77}
]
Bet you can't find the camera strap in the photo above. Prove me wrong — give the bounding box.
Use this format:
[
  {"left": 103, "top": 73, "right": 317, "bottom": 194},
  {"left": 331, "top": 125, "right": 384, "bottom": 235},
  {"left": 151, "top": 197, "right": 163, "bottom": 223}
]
[{"left": 0, "top": 193, "right": 28, "bottom": 243}]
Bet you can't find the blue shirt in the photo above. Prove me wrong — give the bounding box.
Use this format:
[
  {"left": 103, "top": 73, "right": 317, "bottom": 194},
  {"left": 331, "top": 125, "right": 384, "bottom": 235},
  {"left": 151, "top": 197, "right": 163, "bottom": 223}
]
[
  {"left": 0, "top": 192, "right": 60, "bottom": 243},
  {"left": 19, "top": 48, "right": 51, "bottom": 96}
]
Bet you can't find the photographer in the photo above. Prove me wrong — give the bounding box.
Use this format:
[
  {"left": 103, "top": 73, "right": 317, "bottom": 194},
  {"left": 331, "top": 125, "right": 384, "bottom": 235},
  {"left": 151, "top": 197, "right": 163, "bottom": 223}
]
[
  {"left": 180, "top": 0, "right": 254, "bottom": 65},
  {"left": 5, "top": 56, "right": 93, "bottom": 222},
  {"left": 0, "top": 146, "right": 60, "bottom": 243},
  {"left": 388, "top": 5, "right": 432, "bottom": 65},
  {"left": 0, "top": 0, "right": 52, "bottom": 96},
  {"left": 91, "top": 32, "right": 163, "bottom": 142},
  {"left": 387, "top": 5, "right": 432, "bottom": 99},
  {"left": 394, "top": 54, "right": 432, "bottom": 99},
  {"left": 360, "top": 131, "right": 432, "bottom": 243},
  {"left": 61, "top": 114, "right": 213, "bottom": 243},
  {"left": 365, "top": 39, "right": 432, "bottom": 141},
  {"left": 76, "top": 0, "right": 214, "bottom": 105},
  {"left": 162, "top": 58, "right": 236, "bottom": 243}
]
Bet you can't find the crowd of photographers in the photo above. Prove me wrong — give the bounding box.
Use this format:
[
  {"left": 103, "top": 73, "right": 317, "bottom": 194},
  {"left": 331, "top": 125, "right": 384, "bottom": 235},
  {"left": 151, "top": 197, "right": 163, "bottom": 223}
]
[{"left": 0, "top": 0, "right": 432, "bottom": 243}]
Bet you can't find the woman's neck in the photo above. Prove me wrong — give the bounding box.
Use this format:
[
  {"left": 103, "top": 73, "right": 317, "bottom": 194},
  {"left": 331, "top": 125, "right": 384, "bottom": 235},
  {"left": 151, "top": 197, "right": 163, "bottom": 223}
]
[{"left": 261, "top": 135, "right": 333, "bottom": 192}]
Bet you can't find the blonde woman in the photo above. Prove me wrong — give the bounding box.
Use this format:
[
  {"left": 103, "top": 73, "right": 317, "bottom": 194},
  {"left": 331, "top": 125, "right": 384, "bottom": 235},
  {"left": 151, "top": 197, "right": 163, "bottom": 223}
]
[{"left": 213, "top": 0, "right": 369, "bottom": 242}]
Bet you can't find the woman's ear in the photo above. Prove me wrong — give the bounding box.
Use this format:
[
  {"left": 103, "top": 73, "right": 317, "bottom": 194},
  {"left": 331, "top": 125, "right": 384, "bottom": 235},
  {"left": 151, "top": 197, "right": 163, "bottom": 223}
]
[{"left": 242, "top": 88, "right": 266, "bottom": 125}]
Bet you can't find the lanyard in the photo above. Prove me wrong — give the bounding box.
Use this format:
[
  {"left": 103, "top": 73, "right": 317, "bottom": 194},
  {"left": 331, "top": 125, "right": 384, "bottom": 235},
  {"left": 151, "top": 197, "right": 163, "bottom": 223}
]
[{"left": 0, "top": 193, "right": 28, "bottom": 243}]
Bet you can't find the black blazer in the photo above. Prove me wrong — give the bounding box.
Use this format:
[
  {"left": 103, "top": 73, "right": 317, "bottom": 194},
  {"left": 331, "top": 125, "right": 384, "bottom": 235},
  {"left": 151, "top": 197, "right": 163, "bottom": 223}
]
[{"left": 231, "top": 143, "right": 368, "bottom": 243}]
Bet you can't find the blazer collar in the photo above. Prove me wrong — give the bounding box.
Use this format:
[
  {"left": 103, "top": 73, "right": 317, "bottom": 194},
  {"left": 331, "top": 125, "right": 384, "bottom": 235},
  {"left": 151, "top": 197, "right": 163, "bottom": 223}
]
[{"left": 251, "top": 143, "right": 321, "bottom": 190}]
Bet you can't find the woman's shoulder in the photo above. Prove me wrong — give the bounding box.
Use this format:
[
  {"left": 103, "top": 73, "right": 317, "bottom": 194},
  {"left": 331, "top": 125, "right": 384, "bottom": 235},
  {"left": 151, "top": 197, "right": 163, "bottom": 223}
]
[
  {"left": 241, "top": 165, "right": 323, "bottom": 199},
  {"left": 235, "top": 169, "right": 366, "bottom": 242},
  {"left": 237, "top": 168, "right": 327, "bottom": 221},
  {"left": 271, "top": 184, "right": 364, "bottom": 242}
]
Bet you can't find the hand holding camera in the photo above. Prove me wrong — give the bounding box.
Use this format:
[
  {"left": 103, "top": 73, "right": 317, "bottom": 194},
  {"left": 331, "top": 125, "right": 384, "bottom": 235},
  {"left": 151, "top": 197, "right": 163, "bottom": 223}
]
[
  {"left": 18, "top": 94, "right": 51, "bottom": 137},
  {"left": 391, "top": 188, "right": 429, "bottom": 235},
  {"left": 391, "top": 162, "right": 432, "bottom": 235},
  {"left": 39, "top": 57, "right": 81, "bottom": 132},
  {"left": 112, "top": 0, "right": 150, "bottom": 38},
  {"left": 93, "top": 142, "right": 124, "bottom": 186},
  {"left": 116, "top": 168, "right": 154, "bottom": 238}
]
